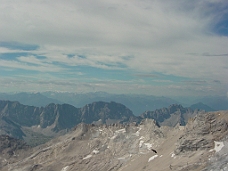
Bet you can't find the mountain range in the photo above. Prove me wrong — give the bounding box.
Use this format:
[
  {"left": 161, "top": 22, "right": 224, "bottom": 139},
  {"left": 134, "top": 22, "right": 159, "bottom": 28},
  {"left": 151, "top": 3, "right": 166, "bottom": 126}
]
[
  {"left": 0, "top": 110, "right": 228, "bottom": 171},
  {"left": 1, "top": 92, "right": 225, "bottom": 115},
  {"left": 0, "top": 99, "right": 204, "bottom": 146},
  {"left": 0, "top": 100, "right": 138, "bottom": 140},
  {"left": 0, "top": 95, "right": 227, "bottom": 170}
]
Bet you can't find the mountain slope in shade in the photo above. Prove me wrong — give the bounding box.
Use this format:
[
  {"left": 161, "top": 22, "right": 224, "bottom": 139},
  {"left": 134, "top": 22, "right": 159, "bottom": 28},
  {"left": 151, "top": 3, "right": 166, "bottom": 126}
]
[
  {"left": 0, "top": 100, "right": 137, "bottom": 140},
  {"left": 189, "top": 102, "right": 215, "bottom": 112},
  {"left": 0, "top": 100, "right": 203, "bottom": 142},
  {"left": 140, "top": 104, "right": 201, "bottom": 127}
]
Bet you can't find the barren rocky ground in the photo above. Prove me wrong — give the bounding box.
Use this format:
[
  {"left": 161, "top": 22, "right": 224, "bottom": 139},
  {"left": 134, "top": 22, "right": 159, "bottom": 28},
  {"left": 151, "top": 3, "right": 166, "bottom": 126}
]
[{"left": 0, "top": 111, "right": 228, "bottom": 171}]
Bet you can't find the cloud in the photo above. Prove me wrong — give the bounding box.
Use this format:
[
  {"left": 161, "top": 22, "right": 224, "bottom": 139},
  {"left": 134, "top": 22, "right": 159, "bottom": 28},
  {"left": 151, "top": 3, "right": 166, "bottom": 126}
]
[
  {"left": 0, "top": 41, "right": 39, "bottom": 51},
  {"left": 213, "top": 80, "right": 221, "bottom": 84},
  {"left": 0, "top": 0, "right": 228, "bottom": 96},
  {"left": 0, "top": 55, "right": 64, "bottom": 72},
  {"left": 134, "top": 74, "right": 158, "bottom": 78}
]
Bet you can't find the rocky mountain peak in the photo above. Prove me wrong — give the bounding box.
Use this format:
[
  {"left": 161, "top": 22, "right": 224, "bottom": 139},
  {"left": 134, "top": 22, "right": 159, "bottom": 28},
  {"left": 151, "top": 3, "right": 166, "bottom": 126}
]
[
  {"left": 1, "top": 111, "right": 228, "bottom": 171},
  {"left": 0, "top": 100, "right": 137, "bottom": 141},
  {"left": 140, "top": 104, "right": 198, "bottom": 127}
]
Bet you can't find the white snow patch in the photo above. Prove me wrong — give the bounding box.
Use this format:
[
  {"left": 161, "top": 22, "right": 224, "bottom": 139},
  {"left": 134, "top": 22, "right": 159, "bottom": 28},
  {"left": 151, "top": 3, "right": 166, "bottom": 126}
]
[
  {"left": 110, "top": 129, "right": 126, "bottom": 139},
  {"left": 144, "top": 143, "right": 152, "bottom": 150},
  {"left": 210, "top": 141, "right": 224, "bottom": 152},
  {"left": 160, "top": 155, "right": 163, "bottom": 157},
  {"left": 171, "top": 153, "right": 176, "bottom": 158},
  {"left": 148, "top": 155, "right": 158, "bottom": 162},
  {"left": 61, "top": 166, "right": 69, "bottom": 171},
  {"left": 135, "top": 128, "right": 142, "bottom": 136},
  {"left": 93, "top": 149, "right": 99, "bottom": 154},
  {"left": 83, "top": 154, "right": 92, "bottom": 160},
  {"left": 115, "top": 129, "right": 126, "bottom": 133}
]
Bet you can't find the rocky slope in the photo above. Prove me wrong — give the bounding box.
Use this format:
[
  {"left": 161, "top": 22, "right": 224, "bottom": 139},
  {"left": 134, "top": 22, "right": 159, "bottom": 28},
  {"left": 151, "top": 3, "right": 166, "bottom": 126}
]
[{"left": 1, "top": 111, "right": 228, "bottom": 171}]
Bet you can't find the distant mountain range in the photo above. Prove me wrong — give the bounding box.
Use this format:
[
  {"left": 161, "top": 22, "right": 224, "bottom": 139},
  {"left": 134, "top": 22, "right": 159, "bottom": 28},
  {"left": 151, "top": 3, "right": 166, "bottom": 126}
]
[
  {"left": 0, "top": 92, "right": 62, "bottom": 107},
  {"left": 0, "top": 100, "right": 138, "bottom": 140},
  {"left": 189, "top": 102, "right": 215, "bottom": 112},
  {"left": 196, "top": 95, "right": 228, "bottom": 111},
  {"left": 1, "top": 92, "right": 226, "bottom": 115},
  {"left": 0, "top": 92, "right": 179, "bottom": 115},
  {"left": 140, "top": 104, "right": 201, "bottom": 127},
  {"left": 0, "top": 99, "right": 206, "bottom": 146}
]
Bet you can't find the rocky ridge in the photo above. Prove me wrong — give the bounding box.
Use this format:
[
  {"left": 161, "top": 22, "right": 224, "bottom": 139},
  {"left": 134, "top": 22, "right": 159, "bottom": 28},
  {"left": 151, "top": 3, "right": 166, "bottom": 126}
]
[
  {"left": 140, "top": 104, "right": 201, "bottom": 127},
  {"left": 0, "top": 101, "right": 199, "bottom": 143},
  {"left": 0, "top": 100, "right": 137, "bottom": 141},
  {"left": 1, "top": 111, "right": 228, "bottom": 171}
]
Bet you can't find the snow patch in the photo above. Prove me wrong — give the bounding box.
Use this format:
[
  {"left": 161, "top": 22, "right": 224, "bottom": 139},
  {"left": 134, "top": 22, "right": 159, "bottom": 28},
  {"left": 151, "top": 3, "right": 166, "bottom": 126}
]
[
  {"left": 139, "top": 141, "right": 152, "bottom": 150},
  {"left": 210, "top": 141, "right": 224, "bottom": 153},
  {"left": 171, "top": 153, "right": 176, "bottom": 158},
  {"left": 110, "top": 129, "right": 126, "bottom": 139},
  {"left": 135, "top": 128, "right": 141, "bottom": 136},
  {"left": 160, "top": 155, "right": 163, "bottom": 157},
  {"left": 61, "top": 166, "right": 69, "bottom": 171},
  {"left": 83, "top": 154, "right": 92, "bottom": 160},
  {"left": 93, "top": 149, "right": 99, "bottom": 154},
  {"left": 115, "top": 129, "right": 126, "bottom": 133},
  {"left": 148, "top": 155, "right": 158, "bottom": 162},
  {"left": 144, "top": 143, "right": 152, "bottom": 150}
]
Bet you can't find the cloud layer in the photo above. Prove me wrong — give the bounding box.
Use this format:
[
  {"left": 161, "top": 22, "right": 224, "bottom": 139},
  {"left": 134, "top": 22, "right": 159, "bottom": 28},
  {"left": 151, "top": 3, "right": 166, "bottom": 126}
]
[{"left": 0, "top": 0, "right": 228, "bottom": 96}]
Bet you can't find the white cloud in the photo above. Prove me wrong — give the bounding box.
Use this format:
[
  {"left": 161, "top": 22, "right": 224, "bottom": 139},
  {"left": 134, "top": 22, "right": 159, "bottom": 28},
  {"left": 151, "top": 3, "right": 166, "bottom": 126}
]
[
  {"left": 0, "top": 56, "right": 64, "bottom": 72},
  {"left": 0, "top": 0, "right": 228, "bottom": 95}
]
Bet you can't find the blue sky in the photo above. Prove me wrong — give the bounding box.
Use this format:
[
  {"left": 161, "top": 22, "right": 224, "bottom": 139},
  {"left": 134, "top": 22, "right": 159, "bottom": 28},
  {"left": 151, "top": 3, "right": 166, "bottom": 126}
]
[{"left": 0, "top": 0, "right": 228, "bottom": 97}]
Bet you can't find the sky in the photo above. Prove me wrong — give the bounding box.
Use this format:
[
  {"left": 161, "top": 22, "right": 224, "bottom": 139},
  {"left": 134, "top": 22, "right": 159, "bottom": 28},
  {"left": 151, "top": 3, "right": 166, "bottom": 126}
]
[{"left": 0, "top": 0, "right": 228, "bottom": 97}]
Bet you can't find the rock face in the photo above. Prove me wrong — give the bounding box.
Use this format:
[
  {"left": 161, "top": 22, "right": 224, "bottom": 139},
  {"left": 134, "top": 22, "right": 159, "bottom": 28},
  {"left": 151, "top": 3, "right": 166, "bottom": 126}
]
[
  {"left": 140, "top": 104, "right": 200, "bottom": 127},
  {"left": 0, "top": 135, "right": 30, "bottom": 157},
  {"left": 0, "top": 100, "right": 137, "bottom": 139},
  {"left": 1, "top": 111, "right": 228, "bottom": 171},
  {"left": 80, "top": 101, "right": 138, "bottom": 124},
  {"left": 175, "top": 111, "right": 228, "bottom": 155},
  {"left": 0, "top": 111, "right": 228, "bottom": 171},
  {"left": 0, "top": 100, "right": 203, "bottom": 142}
]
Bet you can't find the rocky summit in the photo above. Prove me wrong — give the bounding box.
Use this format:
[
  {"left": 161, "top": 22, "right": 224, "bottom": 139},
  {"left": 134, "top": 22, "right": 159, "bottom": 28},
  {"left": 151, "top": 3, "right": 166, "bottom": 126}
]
[
  {"left": 0, "top": 101, "right": 199, "bottom": 143},
  {"left": 0, "top": 110, "right": 228, "bottom": 171},
  {"left": 140, "top": 104, "right": 202, "bottom": 127},
  {"left": 0, "top": 100, "right": 137, "bottom": 141}
]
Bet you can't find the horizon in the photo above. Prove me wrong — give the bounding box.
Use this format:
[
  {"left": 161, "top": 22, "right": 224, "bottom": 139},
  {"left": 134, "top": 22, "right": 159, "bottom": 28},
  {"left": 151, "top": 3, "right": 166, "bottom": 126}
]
[{"left": 1, "top": 0, "right": 228, "bottom": 97}]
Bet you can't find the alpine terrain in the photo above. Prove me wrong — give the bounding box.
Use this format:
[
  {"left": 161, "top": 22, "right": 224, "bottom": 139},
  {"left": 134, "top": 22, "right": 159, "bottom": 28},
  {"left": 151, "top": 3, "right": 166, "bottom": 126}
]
[{"left": 0, "top": 100, "right": 228, "bottom": 170}]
